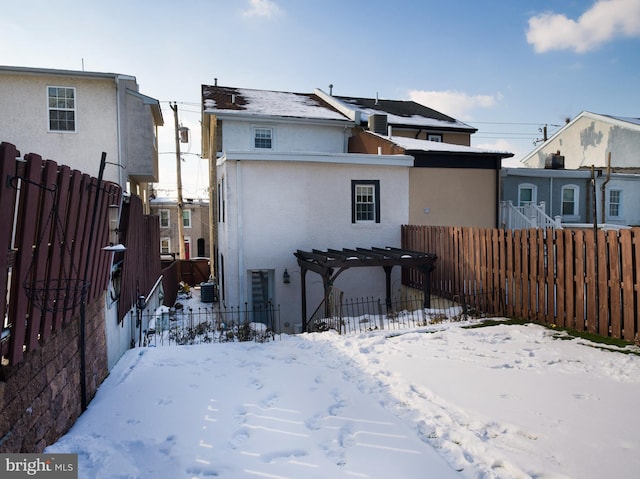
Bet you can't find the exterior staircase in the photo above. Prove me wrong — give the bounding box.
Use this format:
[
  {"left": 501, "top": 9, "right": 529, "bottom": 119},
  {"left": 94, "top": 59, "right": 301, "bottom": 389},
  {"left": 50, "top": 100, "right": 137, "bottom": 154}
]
[{"left": 500, "top": 201, "right": 562, "bottom": 230}]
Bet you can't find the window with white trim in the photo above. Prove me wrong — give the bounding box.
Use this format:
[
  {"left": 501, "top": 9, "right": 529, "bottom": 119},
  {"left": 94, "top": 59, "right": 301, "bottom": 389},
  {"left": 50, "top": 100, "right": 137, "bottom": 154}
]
[
  {"left": 518, "top": 183, "right": 537, "bottom": 207},
  {"left": 160, "top": 238, "right": 171, "bottom": 254},
  {"left": 254, "top": 127, "right": 273, "bottom": 149},
  {"left": 427, "top": 134, "right": 442, "bottom": 142},
  {"left": 351, "top": 180, "right": 380, "bottom": 223},
  {"left": 561, "top": 185, "right": 579, "bottom": 217},
  {"left": 183, "top": 209, "right": 192, "bottom": 228},
  {"left": 47, "top": 86, "right": 76, "bottom": 132},
  {"left": 608, "top": 189, "right": 622, "bottom": 218},
  {"left": 159, "top": 209, "right": 170, "bottom": 228}
]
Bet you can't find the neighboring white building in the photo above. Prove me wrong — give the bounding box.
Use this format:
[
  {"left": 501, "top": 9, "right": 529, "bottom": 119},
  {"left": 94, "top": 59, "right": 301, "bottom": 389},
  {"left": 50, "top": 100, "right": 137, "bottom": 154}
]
[
  {"left": 203, "top": 86, "right": 414, "bottom": 333},
  {"left": 521, "top": 111, "right": 640, "bottom": 170},
  {"left": 0, "top": 65, "right": 163, "bottom": 208},
  {"left": 0, "top": 65, "right": 164, "bottom": 370}
]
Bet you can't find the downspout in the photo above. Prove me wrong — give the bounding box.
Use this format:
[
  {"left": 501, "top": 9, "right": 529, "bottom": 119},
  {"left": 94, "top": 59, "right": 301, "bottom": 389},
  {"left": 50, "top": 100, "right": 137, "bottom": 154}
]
[
  {"left": 495, "top": 157, "right": 501, "bottom": 228},
  {"left": 236, "top": 160, "right": 245, "bottom": 308},
  {"left": 114, "top": 76, "right": 124, "bottom": 190},
  {"left": 600, "top": 152, "right": 611, "bottom": 223}
]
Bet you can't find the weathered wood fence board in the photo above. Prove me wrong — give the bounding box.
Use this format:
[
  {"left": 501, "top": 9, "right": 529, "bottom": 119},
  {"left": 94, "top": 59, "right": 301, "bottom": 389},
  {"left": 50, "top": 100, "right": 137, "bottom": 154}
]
[
  {"left": 0, "top": 142, "right": 121, "bottom": 366},
  {"left": 402, "top": 225, "right": 640, "bottom": 342}
]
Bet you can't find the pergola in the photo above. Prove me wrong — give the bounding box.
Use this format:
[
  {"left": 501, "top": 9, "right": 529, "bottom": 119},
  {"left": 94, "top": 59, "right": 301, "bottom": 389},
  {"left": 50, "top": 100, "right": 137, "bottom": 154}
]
[{"left": 294, "top": 246, "right": 437, "bottom": 331}]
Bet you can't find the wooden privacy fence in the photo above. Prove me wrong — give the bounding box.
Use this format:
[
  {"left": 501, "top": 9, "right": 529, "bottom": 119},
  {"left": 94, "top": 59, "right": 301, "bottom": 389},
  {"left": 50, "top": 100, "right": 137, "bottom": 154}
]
[
  {"left": 0, "top": 141, "right": 121, "bottom": 366},
  {"left": 402, "top": 225, "right": 640, "bottom": 342}
]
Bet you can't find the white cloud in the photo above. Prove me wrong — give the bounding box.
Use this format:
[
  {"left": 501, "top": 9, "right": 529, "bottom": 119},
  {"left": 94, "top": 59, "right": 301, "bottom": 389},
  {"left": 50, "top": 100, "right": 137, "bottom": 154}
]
[
  {"left": 408, "top": 90, "right": 499, "bottom": 120},
  {"left": 242, "top": 0, "right": 282, "bottom": 18},
  {"left": 526, "top": 0, "right": 640, "bottom": 53}
]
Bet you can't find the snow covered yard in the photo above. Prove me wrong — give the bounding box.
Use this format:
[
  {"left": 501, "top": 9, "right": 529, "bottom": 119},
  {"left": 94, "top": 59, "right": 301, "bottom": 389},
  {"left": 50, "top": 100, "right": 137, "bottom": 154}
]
[{"left": 46, "top": 319, "right": 640, "bottom": 479}]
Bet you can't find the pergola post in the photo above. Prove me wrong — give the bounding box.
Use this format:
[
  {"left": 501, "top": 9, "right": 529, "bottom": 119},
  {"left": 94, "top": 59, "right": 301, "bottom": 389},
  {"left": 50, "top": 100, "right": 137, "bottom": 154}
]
[
  {"left": 419, "top": 263, "right": 435, "bottom": 308},
  {"left": 300, "top": 267, "right": 307, "bottom": 332},
  {"left": 383, "top": 265, "right": 393, "bottom": 311}
]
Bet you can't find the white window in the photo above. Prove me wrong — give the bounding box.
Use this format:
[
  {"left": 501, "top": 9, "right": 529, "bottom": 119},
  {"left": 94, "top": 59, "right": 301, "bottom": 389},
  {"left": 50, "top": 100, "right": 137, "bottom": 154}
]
[
  {"left": 561, "top": 185, "right": 579, "bottom": 217},
  {"left": 352, "top": 180, "right": 380, "bottom": 223},
  {"left": 47, "top": 86, "right": 76, "bottom": 132},
  {"left": 183, "top": 209, "right": 192, "bottom": 228},
  {"left": 159, "top": 209, "right": 170, "bottom": 228},
  {"left": 518, "top": 183, "right": 537, "bottom": 207},
  {"left": 608, "top": 189, "right": 622, "bottom": 218},
  {"left": 160, "top": 238, "right": 171, "bottom": 254},
  {"left": 254, "top": 127, "right": 273, "bottom": 149},
  {"left": 427, "top": 134, "right": 442, "bottom": 142}
]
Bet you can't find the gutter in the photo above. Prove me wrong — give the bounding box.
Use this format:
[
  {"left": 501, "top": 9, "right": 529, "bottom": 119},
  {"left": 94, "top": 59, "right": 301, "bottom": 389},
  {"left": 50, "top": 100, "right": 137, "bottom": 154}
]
[{"left": 600, "top": 152, "right": 611, "bottom": 223}]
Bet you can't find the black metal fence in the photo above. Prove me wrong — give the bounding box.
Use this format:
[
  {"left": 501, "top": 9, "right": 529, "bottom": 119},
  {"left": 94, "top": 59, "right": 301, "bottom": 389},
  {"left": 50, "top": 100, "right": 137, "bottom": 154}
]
[
  {"left": 307, "top": 290, "right": 499, "bottom": 334},
  {"left": 142, "top": 301, "right": 281, "bottom": 346}
]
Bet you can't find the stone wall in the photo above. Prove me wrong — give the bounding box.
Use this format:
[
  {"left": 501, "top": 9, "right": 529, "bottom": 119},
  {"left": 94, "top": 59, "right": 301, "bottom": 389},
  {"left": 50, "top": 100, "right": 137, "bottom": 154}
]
[{"left": 0, "top": 294, "right": 108, "bottom": 452}]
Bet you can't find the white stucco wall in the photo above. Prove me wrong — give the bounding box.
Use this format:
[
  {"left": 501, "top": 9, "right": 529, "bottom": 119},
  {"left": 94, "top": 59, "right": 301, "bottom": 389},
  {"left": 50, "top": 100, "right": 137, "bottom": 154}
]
[
  {"left": 220, "top": 119, "right": 348, "bottom": 154},
  {"left": 523, "top": 114, "right": 640, "bottom": 169},
  {"left": 0, "top": 72, "right": 121, "bottom": 184},
  {"left": 217, "top": 154, "right": 411, "bottom": 333}
]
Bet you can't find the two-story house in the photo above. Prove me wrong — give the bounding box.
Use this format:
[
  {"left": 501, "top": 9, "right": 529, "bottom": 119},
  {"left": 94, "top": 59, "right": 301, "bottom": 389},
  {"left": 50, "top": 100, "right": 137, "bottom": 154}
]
[
  {"left": 150, "top": 196, "right": 210, "bottom": 259},
  {"left": 0, "top": 65, "right": 163, "bottom": 211},
  {"left": 316, "top": 90, "right": 513, "bottom": 227},
  {"left": 0, "top": 65, "right": 165, "bottom": 368},
  {"left": 507, "top": 111, "right": 640, "bottom": 228},
  {"left": 202, "top": 85, "right": 513, "bottom": 333}
]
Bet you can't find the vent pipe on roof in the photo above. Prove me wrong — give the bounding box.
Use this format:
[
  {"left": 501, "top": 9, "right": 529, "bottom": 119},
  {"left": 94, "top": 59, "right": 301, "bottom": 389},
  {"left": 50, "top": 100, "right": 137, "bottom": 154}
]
[
  {"left": 214, "top": 78, "right": 218, "bottom": 86},
  {"left": 231, "top": 94, "right": 236, "bottom": 104},
  {"left": 375, "top": 92, "right": 379, "bottom": 105},
  {"left": 329, "top": 84, "right": 333, "bottom": 95}
]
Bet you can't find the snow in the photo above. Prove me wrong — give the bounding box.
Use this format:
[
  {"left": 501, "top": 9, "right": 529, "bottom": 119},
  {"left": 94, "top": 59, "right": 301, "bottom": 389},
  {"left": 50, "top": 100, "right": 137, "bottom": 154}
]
[
  {"left": 204, "top": 89, "right": 349, "bottom": 121},
  {"left": 46, "top": 292, "right": 640, "bottom": 478},
  {"left": 386, "top": 134, "right": 512, "bottom": 155}
]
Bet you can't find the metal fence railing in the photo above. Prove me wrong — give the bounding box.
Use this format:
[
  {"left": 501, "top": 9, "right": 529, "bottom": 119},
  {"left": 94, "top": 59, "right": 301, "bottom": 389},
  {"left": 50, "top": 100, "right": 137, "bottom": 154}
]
[
  {"left": 142, "top": 301, "right": 281, "bottom": 346},
  {"left": 307, "top": 291, "right": 499, "bottom": 334}
]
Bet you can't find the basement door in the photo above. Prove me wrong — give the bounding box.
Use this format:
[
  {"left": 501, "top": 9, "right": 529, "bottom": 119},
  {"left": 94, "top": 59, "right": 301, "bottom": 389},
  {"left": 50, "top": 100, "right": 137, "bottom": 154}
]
[{"left": 250, "top": 270, "right": 273, "bottom": 324}]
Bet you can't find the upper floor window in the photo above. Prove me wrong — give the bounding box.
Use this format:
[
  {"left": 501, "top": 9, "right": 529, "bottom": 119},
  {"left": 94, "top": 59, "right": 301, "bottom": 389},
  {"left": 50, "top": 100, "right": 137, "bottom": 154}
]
[
  {"left": 518, "top": 183, "right": 537, "bottom": 207},
  {"left": 159, "top": 209, "right": 170, "bottom": 228},
  {"left": 254, "top": 127, "right": 273, "bottom": 149},
  {"left": 183, "top": 209, "right": 192, "bottom": 228},
  {"left": 47, "top": 86, "right": 76, "bottom": 132},
  {"left": 351, "top": 180, "right": 380, "bottom": 223},
  {"left": 561, "top": 185, "right": 579, "bottom": 217},
  {"left": 427, "top": 134, "right": 442, "bottom": 142},
  {"left": 608, "top": 189, "right": 622, "bottom": 218}
]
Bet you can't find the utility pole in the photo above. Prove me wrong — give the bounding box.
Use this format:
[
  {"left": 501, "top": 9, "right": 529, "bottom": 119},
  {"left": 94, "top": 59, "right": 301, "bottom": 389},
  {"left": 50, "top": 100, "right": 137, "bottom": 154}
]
[{"left": 171, "top": 102, "right": 186, "bottom": 260}]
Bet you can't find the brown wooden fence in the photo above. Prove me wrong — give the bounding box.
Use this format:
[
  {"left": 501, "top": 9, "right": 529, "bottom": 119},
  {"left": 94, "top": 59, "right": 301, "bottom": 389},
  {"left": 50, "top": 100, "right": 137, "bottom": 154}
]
[
  {"left": 1, "top": 142, "right": 121, "bottom": 366},
  {"left": 402, "top": 225, "right": 640, "bottom": 342}
]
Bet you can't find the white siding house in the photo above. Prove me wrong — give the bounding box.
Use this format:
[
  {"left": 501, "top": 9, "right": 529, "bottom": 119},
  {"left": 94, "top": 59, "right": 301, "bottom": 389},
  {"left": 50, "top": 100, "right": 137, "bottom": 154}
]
[
  {"left": 0, "top": 66, "right": 163, "bottom": 206},
  {"left": 203, "top": 86, "right": 413, "bottom": 333},
  {"left": 0, "top": 65, "right": 164, "bottom": 370}
]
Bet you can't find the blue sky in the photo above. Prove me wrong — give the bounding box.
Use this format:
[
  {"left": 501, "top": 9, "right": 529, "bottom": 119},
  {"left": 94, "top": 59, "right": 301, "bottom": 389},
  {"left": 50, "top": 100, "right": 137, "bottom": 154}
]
[{"left": 2, "top": 0, "right": 639, "bottom": 197}]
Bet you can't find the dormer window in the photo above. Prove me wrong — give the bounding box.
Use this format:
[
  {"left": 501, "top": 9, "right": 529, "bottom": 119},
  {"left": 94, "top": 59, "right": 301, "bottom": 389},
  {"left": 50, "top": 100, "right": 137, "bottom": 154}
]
[
  {"left": 427, "top": 134, "right": 442, "bottom": 142},
  {"left": 254, "top": 127, "right": 273, "bottom": 149}
]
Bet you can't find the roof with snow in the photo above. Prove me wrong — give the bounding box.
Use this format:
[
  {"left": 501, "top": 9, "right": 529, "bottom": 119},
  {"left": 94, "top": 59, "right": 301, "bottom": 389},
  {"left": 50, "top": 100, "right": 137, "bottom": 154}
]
[
  {"left": 387, "top": 134, "right": 512, "bottom": 156},
  {"left": 202, "top": 85, "right": 348, "bottom": 121},
  {"left": 201, "top": 85, "right": 477, "bottom": 133},
  {"left": 334, "top": 95, "right": 477, "bottom": 133}
]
